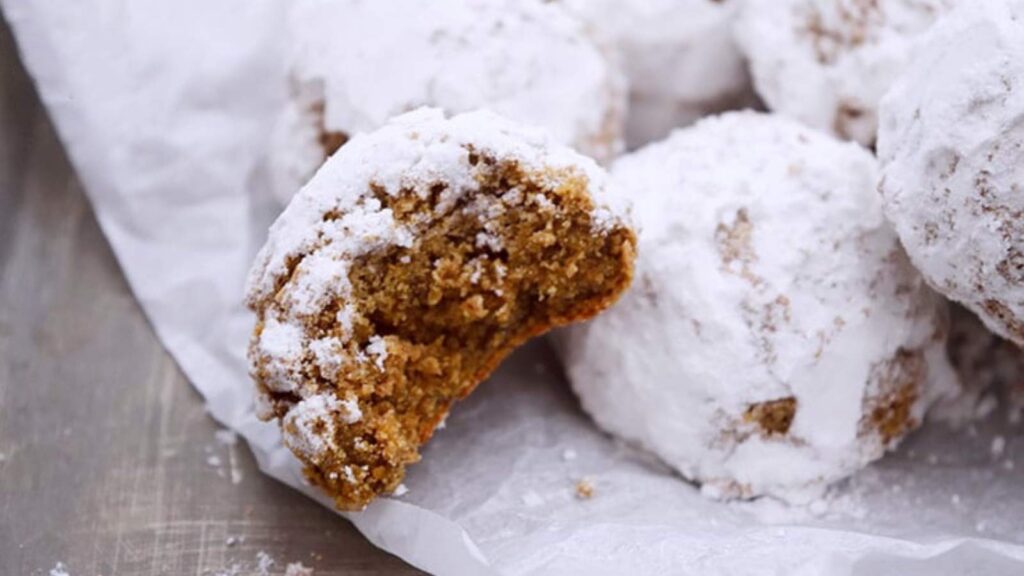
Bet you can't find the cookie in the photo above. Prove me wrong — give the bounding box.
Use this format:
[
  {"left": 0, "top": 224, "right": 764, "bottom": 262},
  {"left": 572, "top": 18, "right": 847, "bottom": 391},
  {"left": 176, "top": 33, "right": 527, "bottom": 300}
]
[
  {"left": 737, "top": 0, "right": 958, "bottom": 145},
  {"left": 267, "top": 0, "right": 626, "bottom": 205},
  {"left": 559, "top": 112, "right": 956, "bottom": 501},
  {"left": 247, "top": 108, "right": 636, "bottom": 510},
  {"left": 878, "top": 0, "right": 1024, "bottom": 347}
]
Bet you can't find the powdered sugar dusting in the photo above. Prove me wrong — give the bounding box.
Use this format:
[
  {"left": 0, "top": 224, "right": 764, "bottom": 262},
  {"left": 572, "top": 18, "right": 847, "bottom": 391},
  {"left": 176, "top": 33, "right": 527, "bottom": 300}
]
[
  {"left": 335, "top": 305, "right": 356, "bottom": 337},
  {"left": 365, "top": 336, "right": 388, "bottom": 371},
  {"left": 281, "top": 392, "right": 360, "bottom": 463},
  {"left": 474, "top": 231, "right": 503, "bottom": 252},
  {"left": 338, "top": 395, "right": 362, "bottom": 425},
  {"left": 280, "top": 252, "right": 351, "bottom": 318},
  {"left": 254, "top": 317, "right": 305, "bottom": 393},
  {"left": 309, "top": 336, "right": 345, "bottom": 381},
  {"left": 342, "top": 465, "right": 356, "bottom": 484}
]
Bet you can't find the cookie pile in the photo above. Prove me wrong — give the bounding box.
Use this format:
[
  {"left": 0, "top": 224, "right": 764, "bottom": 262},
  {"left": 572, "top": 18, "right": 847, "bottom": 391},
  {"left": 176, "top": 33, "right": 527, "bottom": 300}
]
[{"left": 248, "top": 0, "right": 1024, "bottom": 508}]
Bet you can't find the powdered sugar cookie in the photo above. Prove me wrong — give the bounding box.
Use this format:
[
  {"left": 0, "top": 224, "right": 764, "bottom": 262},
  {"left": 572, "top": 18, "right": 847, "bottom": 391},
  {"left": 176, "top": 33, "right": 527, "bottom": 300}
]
[
  {"left": 267, "top": 0, "right": 625, "bottom": 205},
  {"left": 247, "top": 108, "right": 636, "bottom": 510},
  {"left": 559, "top": 112, "right": 956, "bottom": 502},
  {"left": 736, "top": 0, "right": 958, "bottom": 145},
  {"left": 878, "top": 0, "right": 1024, "bottom": 347}
]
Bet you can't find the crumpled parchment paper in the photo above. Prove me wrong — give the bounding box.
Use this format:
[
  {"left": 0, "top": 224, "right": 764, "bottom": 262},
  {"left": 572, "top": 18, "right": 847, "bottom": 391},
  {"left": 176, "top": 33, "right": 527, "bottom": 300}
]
[{"left": 4, "top": 1, "right": 1024, "bottom": 574}]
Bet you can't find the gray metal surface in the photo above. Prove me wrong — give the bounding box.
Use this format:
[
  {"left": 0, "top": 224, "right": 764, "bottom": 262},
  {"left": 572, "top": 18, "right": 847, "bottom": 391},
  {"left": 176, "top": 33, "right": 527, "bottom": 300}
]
[{"left": 0, "top": 21, "right": 423, "bottom": 576}]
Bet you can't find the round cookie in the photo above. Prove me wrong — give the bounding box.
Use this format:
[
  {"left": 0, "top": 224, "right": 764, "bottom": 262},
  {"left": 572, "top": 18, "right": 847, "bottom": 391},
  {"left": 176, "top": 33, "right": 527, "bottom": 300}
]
[
  {"left": 560, "top": 0, "right": 752, "bottom": 147},
  {"left": 878, "top": 0, "right": 1024, "bottom": 347},
  {"left": 267, "top": 0, "right": 626, "bottom": 205},
  {"left": 247, "top": 108, "right": 636, "bottom": 510},
  {"left": 558, "top": 112, "right": 956, "bottom": 502},
  {"left": 736, "top": 0, "right": 959, "bottom": 145}
]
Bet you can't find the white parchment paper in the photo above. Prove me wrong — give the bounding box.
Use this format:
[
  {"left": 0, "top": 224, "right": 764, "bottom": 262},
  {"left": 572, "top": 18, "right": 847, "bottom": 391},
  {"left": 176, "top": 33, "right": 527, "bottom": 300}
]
[{"left": 4, "top": 2, "right": 1024, "bottom": 574}]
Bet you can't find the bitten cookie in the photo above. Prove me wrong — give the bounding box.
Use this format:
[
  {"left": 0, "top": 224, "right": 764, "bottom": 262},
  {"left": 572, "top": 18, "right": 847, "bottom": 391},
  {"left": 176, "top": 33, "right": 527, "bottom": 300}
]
[
  {"left": 878, "top": 0, "right": 1024, "bottom": 348},
  {"left": 736, "top": 0, "right": 958, "bottom": 145},
  {"left": 247, "top": 108, "right": 636, "bottom": 510},
  {"left": 559, "top": 112, "right": 956, "bottom": 502},
  {"left": 561, "top": 0, "right": 752, "bottom": 147},
  {"left": 267, "top": 0, "right": 626, "bottom": 205}
]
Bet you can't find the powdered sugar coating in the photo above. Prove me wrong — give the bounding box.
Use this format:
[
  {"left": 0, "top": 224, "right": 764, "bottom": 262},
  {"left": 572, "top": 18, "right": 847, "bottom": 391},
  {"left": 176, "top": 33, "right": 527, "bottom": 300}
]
[
  {"left": 559, "top": 112, "right": 956, "bottom": 501},
  {"left": 879, "top": 0, "right": 1024, "bottom": 347},
  {"left": 249, "top": 108, "right": 627, "bottom": 461},
  {"left": 267, "top": 0, "right": 625, "bottom": 204},
  {"left": 282, "top": 392, "right": 361, "bottom": 464},
  {"left": 736, "top": 0, "right": 958, "bottom": 145},
  {"left": 561, "top": 0, "right": 752, "bottom": 147}
]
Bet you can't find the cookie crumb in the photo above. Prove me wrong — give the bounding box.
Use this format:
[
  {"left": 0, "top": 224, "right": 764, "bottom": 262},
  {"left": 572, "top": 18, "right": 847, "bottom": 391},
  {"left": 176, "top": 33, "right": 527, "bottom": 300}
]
[
  {"left": 256, "top": 551, "right": 274, "bottom": 576},
  {"left": 285, "top": 562, "right": 315, "bottom": 576},
  {"left": 575, "top": 479, "right": 595, "bottom": 500},
  {"left": 991, "top": 436, "right": 1007, "bottom": 458}
]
